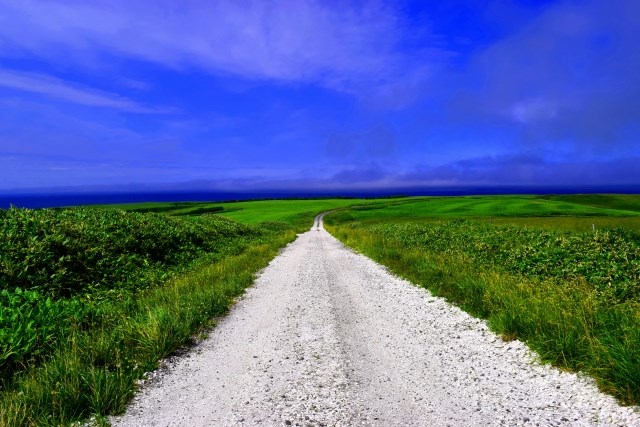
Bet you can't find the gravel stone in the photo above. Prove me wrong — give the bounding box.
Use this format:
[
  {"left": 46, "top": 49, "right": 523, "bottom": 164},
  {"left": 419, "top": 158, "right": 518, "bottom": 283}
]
[{"left": 111, "top": 215, "right": 640, "bottom": 426}]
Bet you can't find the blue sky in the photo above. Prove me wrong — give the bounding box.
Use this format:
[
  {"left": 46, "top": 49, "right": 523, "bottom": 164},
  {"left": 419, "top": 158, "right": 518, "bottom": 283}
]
[{"left": 0, "top": 0, "right": 638, "bottom": 193}]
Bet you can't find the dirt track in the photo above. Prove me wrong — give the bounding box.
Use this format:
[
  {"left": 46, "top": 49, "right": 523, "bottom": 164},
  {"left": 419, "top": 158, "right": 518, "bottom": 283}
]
[{"left": 112, "top": 215, "right": 639, "bottom": 426}]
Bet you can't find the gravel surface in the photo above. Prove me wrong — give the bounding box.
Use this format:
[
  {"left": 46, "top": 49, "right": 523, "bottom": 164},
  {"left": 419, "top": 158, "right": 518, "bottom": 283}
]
[{"left": 112, "top": 215, "right": 640, "bottom": 426}]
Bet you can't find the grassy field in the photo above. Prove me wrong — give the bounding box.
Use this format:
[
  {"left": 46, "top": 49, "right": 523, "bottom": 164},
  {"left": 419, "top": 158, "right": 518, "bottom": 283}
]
[
  {"left": 217, "top": 198, "right": 397, "bottom": 227},
  {"left": 333, "top": 194, "right": 640, "bottom": 222},
  {"left": 326, "top": 194, "right": 640, "bottom": 232},
  {"left": 94, "top": 198, "right": 398, "bottom": 231},
  {"left": 540, "top": 194, "right": 640, "bottom": 212},
  {"left": 325, "top": 194, "right": 640, "bottom": 405},
  {"left": 101, "top": 194, "right": 640, "bottom": 226},
  {"left": 2, "top": 194, "right": 639, "bottom": 424}
]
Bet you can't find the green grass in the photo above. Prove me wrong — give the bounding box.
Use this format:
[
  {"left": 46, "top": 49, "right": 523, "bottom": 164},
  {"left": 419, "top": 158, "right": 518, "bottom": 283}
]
[
  {"left": 216, "top": 198, "right": 397, "bottom": 229},
  {"left": 84, "top": 201, "right": 238, "bottom": 216},
  {"left": 0, "top": 208, "right": 262, "bottom": 300},
  {"left": 541, "top": 194, "right": 640, "bottom": 213},
  {"left": 0, "top": 232, "right": 295, "bottom": 426},
  {"left": 96, "top": 198, "right": 399, "bottom": 231},
  {"left": 0, "top": 208, "right": 270, "bottom": 384},
  {"left": 333, "top": 195, "right": 640, "bottom": 224},
  {"left": 327, "top": 194, "right": 640, "bottom": 232},
  {"left": 325, "top": 194, "right": 640, "bottom": 406},
  {"left": 481, "top": 216, "right": 640, "bottom": 232}
]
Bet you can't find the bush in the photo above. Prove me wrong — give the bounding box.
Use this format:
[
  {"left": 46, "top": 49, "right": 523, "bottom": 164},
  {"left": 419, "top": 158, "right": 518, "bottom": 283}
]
[
  {"left": 0, "top": 288, "right": 86, "bottom": 378},
  {"left": 0, "top": 208, "right": 259, "bottom": 298},
  {"left": 366, "top": 220, "right": 640, "bottom": 304},
  {"left": 0, "top": 208, "right": 266, "bottom": 380}
]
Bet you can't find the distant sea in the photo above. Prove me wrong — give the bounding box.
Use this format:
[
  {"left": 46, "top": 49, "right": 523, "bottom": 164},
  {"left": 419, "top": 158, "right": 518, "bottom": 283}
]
[{"left": 1, "top": 186, "right": 639, "bottom": 209}]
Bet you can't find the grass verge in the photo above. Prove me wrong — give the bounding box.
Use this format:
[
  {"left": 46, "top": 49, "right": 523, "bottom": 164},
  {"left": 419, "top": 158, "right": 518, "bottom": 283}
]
[
  {"left": 326, "top": 220, "right": 640, "bottom": 406},
  {"left": 0, "top": 227, "right": 296, "bottom": 426}
]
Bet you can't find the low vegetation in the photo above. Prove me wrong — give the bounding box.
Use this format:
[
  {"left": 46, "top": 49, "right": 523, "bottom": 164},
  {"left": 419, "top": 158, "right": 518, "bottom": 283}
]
[
  {"left": 336, "top": 194, "right": 640, "bottom": 223},
  {"left": 1, "top": 208, "right": 261, "bottom": 299},
  {"left": 101, "top": 197, "right": 397, "bottom": 228},
  {"left": 2, "top": 194, "right": 639, "bottom": 424},
  {"left": 325, "top": 194, "right": 640, "bottom": 405}
]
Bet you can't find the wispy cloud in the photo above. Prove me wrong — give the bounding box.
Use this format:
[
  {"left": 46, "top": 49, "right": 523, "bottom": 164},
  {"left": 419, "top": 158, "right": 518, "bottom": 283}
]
[
  {"left": 0, "top": 69, "right": 171, "bottom": 113},
  {"left": 0, "top": 0, "right": 442, "bottom": 98}
]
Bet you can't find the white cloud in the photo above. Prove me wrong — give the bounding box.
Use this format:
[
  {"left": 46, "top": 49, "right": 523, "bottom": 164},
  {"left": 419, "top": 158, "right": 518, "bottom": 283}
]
[
  {"left": 0, "top": 0, "right": 441, "bottom": 96},
  {"left": 0, "top": 69, "right": 172, "bottom": 113},
  {"left": 510, "top": 98, "right": 558, "bottom": 124}
]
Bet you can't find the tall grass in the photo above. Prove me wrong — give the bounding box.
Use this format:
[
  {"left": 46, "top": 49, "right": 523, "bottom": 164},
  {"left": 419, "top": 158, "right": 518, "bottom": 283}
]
[
  {"left": 0, "top": 208, "right": 267, "bottom": 385},
  {"left": 0, "top": 231, "right": 295, "bottom": 426},
  {"left": 326, "top": 221, "right": 640, "bottom": 405}
]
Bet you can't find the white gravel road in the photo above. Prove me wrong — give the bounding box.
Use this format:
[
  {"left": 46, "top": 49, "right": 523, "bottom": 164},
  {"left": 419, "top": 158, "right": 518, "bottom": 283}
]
[{"left": 112, "top": 215, "right": 640, "bottom": 426}]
